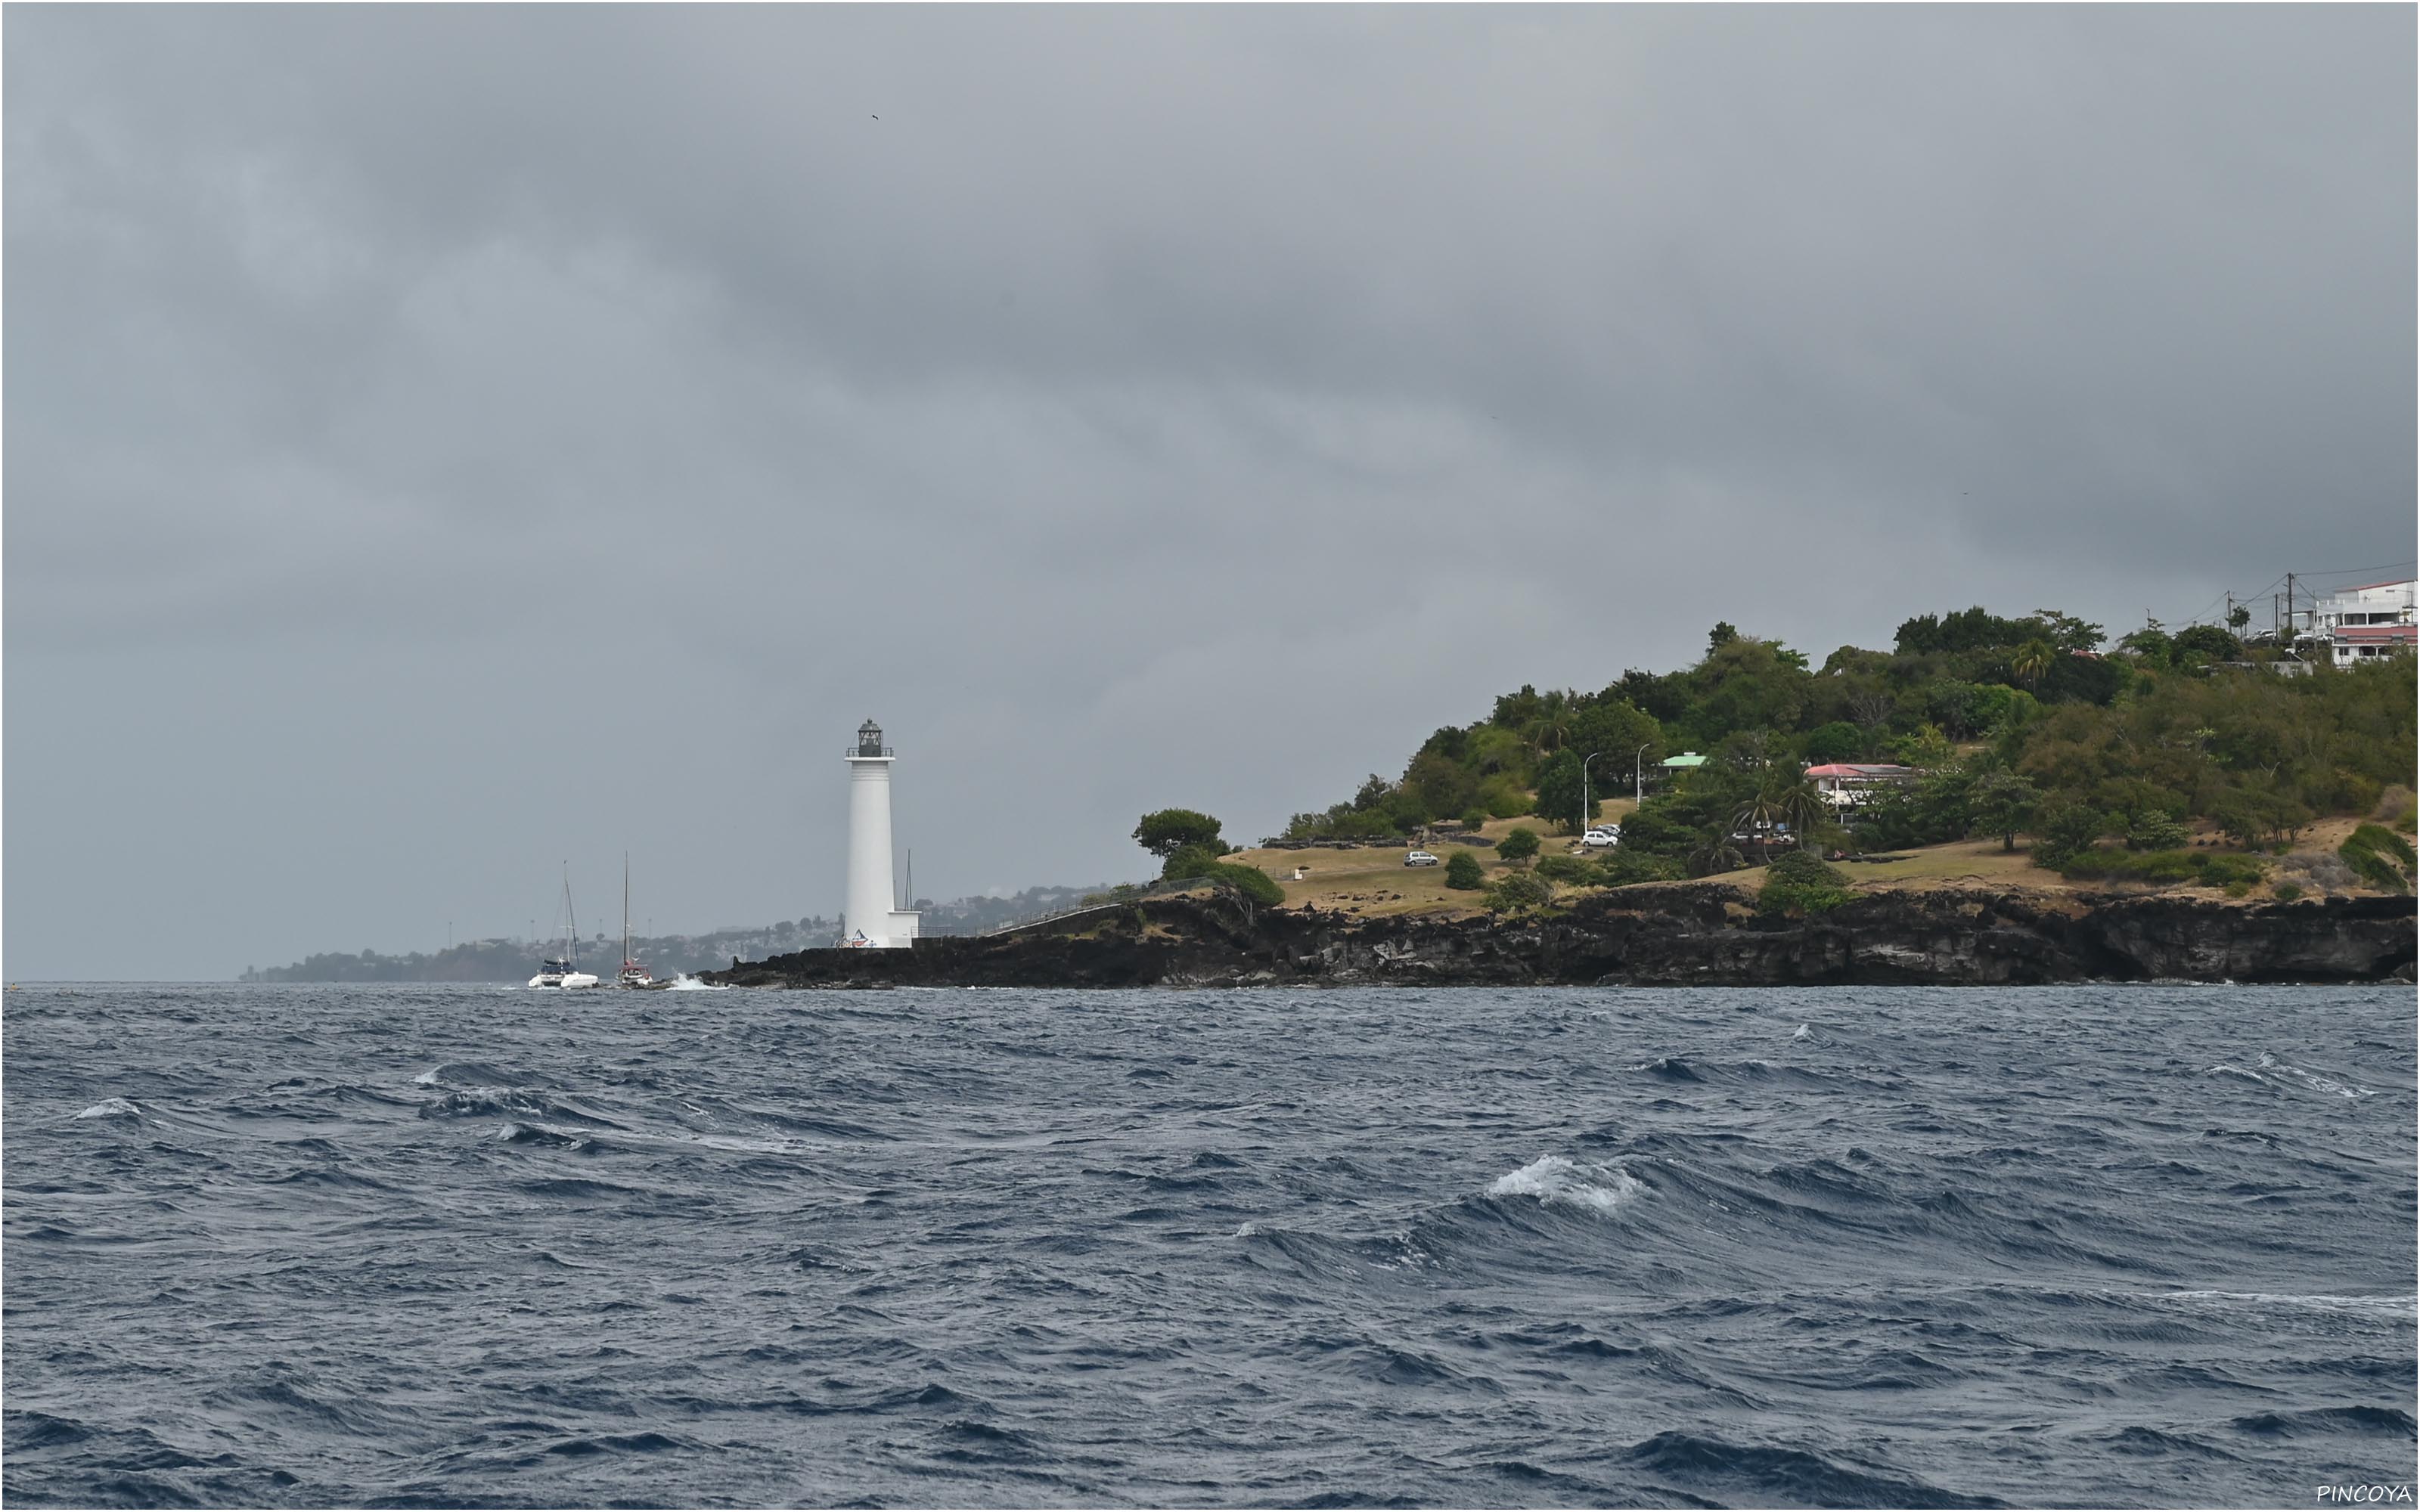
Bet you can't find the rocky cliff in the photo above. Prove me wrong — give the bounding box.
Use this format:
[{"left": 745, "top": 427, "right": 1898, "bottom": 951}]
[{"left": 709, "top": 886, "right": 2416, "bottom": 989}]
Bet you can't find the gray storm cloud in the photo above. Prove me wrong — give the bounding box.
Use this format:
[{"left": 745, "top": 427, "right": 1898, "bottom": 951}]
[{"left": 6, "top": 6, "right": 2411, "bottom": 977}]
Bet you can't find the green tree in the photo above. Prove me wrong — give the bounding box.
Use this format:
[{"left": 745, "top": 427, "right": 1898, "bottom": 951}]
[
  {"left": 1709, "top": 621, "right": 1739, "bottom": 649},
  {"left": 1402, "top": 751, "right": 1478, "bottom": 822},
  {"left": 1859, "top": 765, "right": 1979, "bottom": 850},
  {"left": 1567, "top": 699, "right": 1665, "bottom": 795},
  {"left": 1383, "top": 788, "right": 1432, "bottom": 834},
  {"left": 1478, "top": 776, "right": 1534, "bottom": 819},
  {"left": 1801, "top": 721, "right": 1865, "bottom": 764},
  {"left": 1468, "top": 725, "right": 1531, "bottom": 777},
  {"left": 2118, "top": 619, "right": 2172, "bottom": 663},
  {"left": 2032, "top": 801, "right": 2108, "bottom": 868},
  {"left": 1497, "top": 826, "right": 1541, "bottom": 866},
  {"left": 2169, "top": 624, "right": 2244, "bottom": 667},
  {"left": 1686, "top": 638, "right": 1812, "bottom": 745},
  {"left": 1491, "top": 683, "right": 1543, "bottom": 729},
  {"left": 2124, "top": 807, "right": 2189, "bottom": 851},
  {"left": 1160, "top": 843, "right": 1228, "bottom": 881},
  {"left": 1531, "top": 750, "right": 1597, "bottom": 834},
  {"left": 1134, "top": 809, "right": 1227, "bottom": 860},
  {"left": 1444, "top": 850, "right": 1486, "bottom": 890},
  {"left": 1969, "top": 770, "right": 2041, "bottom": 852},
  {"left": 1616, "top": 805, "right": 1692, "bottom": 859},
  {"left": 1894, "top": 723, "right": 1956, "bottom": 770}
]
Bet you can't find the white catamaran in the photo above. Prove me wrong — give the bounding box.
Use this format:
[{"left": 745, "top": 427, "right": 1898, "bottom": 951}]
[{"left": 528, "top": 868, "right": 601, "bottom": 990}]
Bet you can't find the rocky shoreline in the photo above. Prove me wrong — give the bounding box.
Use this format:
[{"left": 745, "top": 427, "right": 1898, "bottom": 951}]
[{"left": 708, "top": 885, "right": 2417, "bottom": 989}]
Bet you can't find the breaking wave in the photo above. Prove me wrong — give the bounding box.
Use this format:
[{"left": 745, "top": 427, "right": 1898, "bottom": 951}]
[{"left": 1486, "top": 1154, "right": 1643, "bottom": 1214}]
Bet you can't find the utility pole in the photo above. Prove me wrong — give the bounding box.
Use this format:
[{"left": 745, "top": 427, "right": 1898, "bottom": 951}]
[{"left": 2286, "top": 572, "right": 2297, "bottom": 648}]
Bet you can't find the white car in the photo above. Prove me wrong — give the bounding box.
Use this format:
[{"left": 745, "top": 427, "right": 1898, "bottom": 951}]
[
  {"left": 1404, "top": 850, "right": 1441, "bottom": 867},
  {"left": 1581, "top": 826, "right": 1621, "bottom": 849}
]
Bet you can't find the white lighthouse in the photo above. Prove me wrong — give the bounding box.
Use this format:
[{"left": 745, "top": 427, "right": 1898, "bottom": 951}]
[{"left": 842, "top": 719, "right": 921, "bottom": 948}]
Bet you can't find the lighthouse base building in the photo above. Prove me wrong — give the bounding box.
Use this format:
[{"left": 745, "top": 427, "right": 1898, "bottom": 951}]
[{"left": 842, "top": 720, "right": 921, "bottom": 948}]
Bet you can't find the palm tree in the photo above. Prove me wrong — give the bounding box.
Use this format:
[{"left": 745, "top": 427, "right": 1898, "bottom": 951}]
[
  {"left": 1773, "top": 774, "right": 1832, "bottom": 853},
  {"left": 1730, "top": 786, "right": 1786, "bottom": 843},
  {"left": 2011, "top": 638, "right": 2055, "bottom": 695},
  {"left": 1522, "top": 689, "right": 1578, "bottom": 757},
  {"left": 1732, "top": 768, "right": 1830, "bottom": 862},
  {"left": 1687, "top": 833, "right": 1746, "bottom": 877}
]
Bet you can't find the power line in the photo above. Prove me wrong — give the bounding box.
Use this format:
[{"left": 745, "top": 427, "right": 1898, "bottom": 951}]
[
  {"left": 2170, "top": 562, "right": 2411, "bottom": 630},
  {"left": 2288, "top": 559, "right": 2416, "bottom": 583}
]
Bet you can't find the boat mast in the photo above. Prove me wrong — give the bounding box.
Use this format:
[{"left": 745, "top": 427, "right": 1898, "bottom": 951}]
[
  {"left": 563, "top": 863, "right": 578, "bottom": 971},
  {"left": 622, "top": 853, "right": 631, "bottom": 968}
]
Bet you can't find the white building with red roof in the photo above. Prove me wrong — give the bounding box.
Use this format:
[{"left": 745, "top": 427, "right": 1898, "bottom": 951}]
[{"left": 1803, "top": 762, "right": 1919, "bottom": 810}]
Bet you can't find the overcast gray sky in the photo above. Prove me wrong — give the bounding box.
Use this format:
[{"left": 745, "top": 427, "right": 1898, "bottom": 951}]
[{"left": 7, "top": 6, "right": 2412, "bottom": 978}]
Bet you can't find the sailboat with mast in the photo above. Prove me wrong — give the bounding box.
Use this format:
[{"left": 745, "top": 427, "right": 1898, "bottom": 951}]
[
  {"left": 527, "top": 866, "right": 602, "bottom": 990},
  {"left": 616, "top": 854, "right": 655, "bottom": 989}
]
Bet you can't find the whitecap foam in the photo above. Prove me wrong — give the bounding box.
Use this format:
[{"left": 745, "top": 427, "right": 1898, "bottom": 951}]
[
  {"left": 2214, "top": 1052, "right": 2377, "bottom": 1098},
  {"left": 73, "top": 1097, "right": 139, "bottom": 1120},
  {"left": 2272, "top": 1062, "right": 2375, "bottom": 1099},
  {"left": 1488, "top": 1154, "right": 1642, "bottom": 1215},
  {"left": 2155, "top": 1290, "right": 2416, "bottom": 1318},
  {"left": 1790, "top": 1023, "right": 1813, "bottom": 1041},
  {"left": 412, "top": 1069, "right": 441, "bottom": 1086},
  {"left": 664, "top": 974, "right": 727, "bottom": 991}
]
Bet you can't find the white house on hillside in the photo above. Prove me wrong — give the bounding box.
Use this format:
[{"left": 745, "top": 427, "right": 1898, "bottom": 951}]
[{"left": 2301, "top": 579, "right": 2416, "bottom": 665}]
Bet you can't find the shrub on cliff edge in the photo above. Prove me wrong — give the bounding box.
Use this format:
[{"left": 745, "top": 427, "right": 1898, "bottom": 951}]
[
  {"left": 1483, "top": 872, "right": 1554, "bottom": 916},
  {"left": 2340, "top": 823, "right": 2415, "bottom": 894},
  {"left": 1758, "top": 850, "right": 1854, "bottom": 916}
]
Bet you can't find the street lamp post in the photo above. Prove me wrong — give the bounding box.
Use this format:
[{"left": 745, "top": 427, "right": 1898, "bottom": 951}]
[
  {"left": 1634, "top": 742, "right": 1653, "bottom": 804},
  {"left": 1582, "top": 751, "right": 1601, "bottom": 835}
]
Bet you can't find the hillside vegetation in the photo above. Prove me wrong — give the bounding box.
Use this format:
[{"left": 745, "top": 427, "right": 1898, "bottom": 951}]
[{"left": 1252, "top": 608, "right": 2415, "bottom": 902}]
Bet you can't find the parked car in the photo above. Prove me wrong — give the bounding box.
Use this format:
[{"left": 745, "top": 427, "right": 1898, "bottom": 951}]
[
  {"left": 1404, "top": 850, "right": 1441, "bottom": 867},
  {"left": 1581, "top": 826, "right": 1621, "bottom": 849}
]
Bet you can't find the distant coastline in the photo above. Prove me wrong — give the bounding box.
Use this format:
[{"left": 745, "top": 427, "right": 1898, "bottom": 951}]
[{"left": 238, "top": 885, "right": 1112, "bottom": 982}]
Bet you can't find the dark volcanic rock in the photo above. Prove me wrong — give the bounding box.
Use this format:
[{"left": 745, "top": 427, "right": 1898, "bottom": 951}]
[{"left": 709, "top": 888, "right": 2416, "bottom": 990}]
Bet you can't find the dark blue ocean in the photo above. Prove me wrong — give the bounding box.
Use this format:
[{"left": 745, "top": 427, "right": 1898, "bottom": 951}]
[{"left": 5, "top": 982, "right": 2413, "bottom": 1508}]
